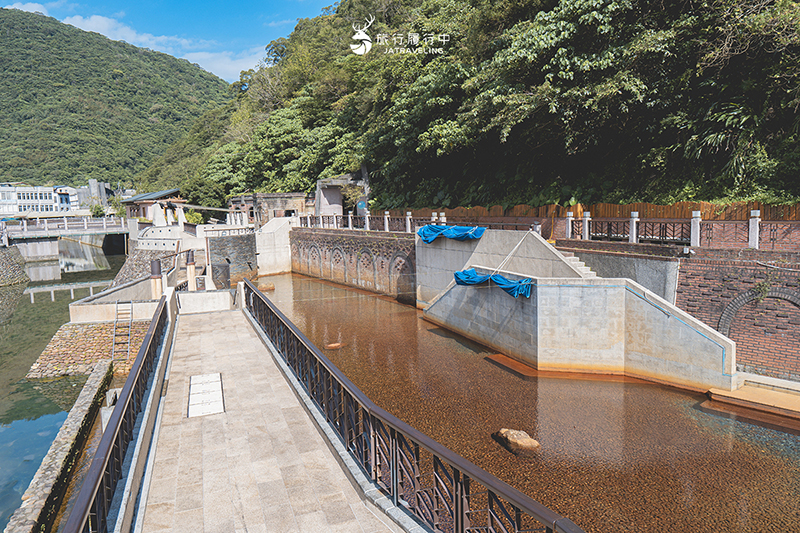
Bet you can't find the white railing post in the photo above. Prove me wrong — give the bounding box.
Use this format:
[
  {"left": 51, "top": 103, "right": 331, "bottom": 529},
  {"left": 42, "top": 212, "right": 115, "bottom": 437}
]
[
  {"left": 365, "top": 212, "right": 370, "bottom": 231},
  {"left": 384, "top": 211, "right": 390, "bottom": 232},
  {"left": 63, "top": 217, "right": 68, "bottom": 230},
  {"left": 318, "top": 215, "right": 323, "bottom": 228},
  {"left": 629, "top": 211, "right": 639, "bottom": 244},
  {"left": 581, "top": 212, "right": 591, "bottom": 240},
  {"left": 22, "top": 219, "right": 27, "bottom": 232},
  {"left": 533, "top": 222, "right": 542, "bottom": 235},
  {"left": 749, "top": 210, "right": 761, "bottom": 249},
  {"left": 405, "top": 212, "right": 412, "bottom": 233},
  {"left": 691, "top": 211, "right": 702, "bottom": 247},
  {"left": 348, "top": 211, "right": 353, "bottom": 230},
  {"left": 103, "top": 217, "right": 107, "bottom": 230},
  {"left": 440, "top": 212, "right": 447, "bottom": 224},
  {"left": 431, "top": 212, "right": 437, "bottom": 223},
  {"left": 44, "top": 219, "right": 48, "bottom": 232},
  {"left": 334, "top": 214, "right": 339, "bottom": 229},
  {"left": 565, "top": 212, "right": 573, "bottom": 239},
  {"left": 83, "top": 217, "right": 88, "bottom": 230}
]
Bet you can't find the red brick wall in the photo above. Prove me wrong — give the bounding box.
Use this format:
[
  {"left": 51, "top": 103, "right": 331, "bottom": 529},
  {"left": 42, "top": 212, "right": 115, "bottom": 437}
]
[
  {"left": 727, "top": 298, "right": 800, "bottom": 380},
  {"left": 676, "top": 258, "right": 800, "bottom": 381}
]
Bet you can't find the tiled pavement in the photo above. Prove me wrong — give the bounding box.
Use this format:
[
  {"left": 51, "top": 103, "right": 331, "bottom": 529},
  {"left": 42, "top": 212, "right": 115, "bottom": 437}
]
[{"left": 141, "top": 310, "right": 397, "bottom": 533}]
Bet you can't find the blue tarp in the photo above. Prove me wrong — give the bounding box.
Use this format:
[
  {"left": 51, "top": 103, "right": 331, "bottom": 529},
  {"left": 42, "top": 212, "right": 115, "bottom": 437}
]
[
  {"left": 454, "top": 268, "right": 533, "bottom": 298},
  {"left": 417, "top": 225, "right": 486, "bottom": 244}
]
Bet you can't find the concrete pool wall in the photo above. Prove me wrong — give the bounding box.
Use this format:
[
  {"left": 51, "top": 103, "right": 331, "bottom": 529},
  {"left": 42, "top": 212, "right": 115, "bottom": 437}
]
[{"left": 419, "top": 230, "right": 737, "bottom": 391}]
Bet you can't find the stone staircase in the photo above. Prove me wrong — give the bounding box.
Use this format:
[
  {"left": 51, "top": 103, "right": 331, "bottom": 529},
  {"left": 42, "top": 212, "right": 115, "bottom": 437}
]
[{"left": 559, "top": 251, "right": 598, "bottom": 278}]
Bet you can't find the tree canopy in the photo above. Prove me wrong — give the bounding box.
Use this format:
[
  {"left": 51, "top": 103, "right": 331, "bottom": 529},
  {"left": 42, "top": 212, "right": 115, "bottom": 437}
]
[{"left": 164, "top": 0, "right": 800, "bottom": 209}]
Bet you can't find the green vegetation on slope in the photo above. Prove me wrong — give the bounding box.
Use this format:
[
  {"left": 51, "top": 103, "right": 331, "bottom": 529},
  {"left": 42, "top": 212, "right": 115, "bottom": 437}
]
[
  {"left": 159, "top": 0, "right": 800, "bottom": 209},
  {"left": 0, "top": 8, "right": 230, "bottom": 188}
]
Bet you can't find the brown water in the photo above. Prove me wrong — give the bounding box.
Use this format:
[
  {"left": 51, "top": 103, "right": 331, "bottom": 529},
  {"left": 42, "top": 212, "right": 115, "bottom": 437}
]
[{"left": 260, "top": 273, "right": 800, "bottom": 533}]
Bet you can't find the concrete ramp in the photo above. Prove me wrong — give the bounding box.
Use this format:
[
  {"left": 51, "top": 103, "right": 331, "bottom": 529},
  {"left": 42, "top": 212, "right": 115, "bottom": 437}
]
[{"left": 423, "top": 266, "right": 737, "bottom": 392}]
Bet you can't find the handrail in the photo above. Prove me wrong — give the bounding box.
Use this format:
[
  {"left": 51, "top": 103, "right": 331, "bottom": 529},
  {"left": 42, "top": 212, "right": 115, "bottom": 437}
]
[
  {"left": 62, "top": 296, "right": 169, "bottom": 533},
  {"left": 242, "top": 279, "right": 584, "bottom": 533}
]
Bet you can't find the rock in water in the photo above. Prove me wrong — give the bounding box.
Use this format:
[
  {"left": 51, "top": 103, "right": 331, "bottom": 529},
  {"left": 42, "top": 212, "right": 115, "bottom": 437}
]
[
  {"left": 324, "top": 342, "right": 347, "bottom": 350},
  {"left": 493, "top": 428, "right": 540, "bottom": 455},
  {"left": 260, "top": 282, "right": 276, "bottom": 291}
]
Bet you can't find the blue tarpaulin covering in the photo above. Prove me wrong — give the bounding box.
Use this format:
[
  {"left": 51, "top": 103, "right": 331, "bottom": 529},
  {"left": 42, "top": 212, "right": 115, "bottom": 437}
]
[
  {"left": 454, "top": 268, "right": 533, "bottom": 298},
  {"left": 417, "top": 225, "right": 486, "bottom": 244}
]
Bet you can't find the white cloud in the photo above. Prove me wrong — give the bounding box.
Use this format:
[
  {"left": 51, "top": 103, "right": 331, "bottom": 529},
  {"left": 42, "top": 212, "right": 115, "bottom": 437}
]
[
  {"left": 4, "top": 2, "right": 49, "bottom": 15},
  {"left": 183, "top": 47, "right": 265, "bottom": 82},
  {"left": 266, "top": 19, "right": 294, "bottom": 28},
  {"left": 62, "top": 15, "right": 211, "bottom": 54}
]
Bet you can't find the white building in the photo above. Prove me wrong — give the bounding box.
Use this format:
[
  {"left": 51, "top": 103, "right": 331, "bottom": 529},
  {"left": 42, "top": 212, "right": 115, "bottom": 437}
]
[{"left": 0, "top": 184, "right": 76, "bottom": 216}]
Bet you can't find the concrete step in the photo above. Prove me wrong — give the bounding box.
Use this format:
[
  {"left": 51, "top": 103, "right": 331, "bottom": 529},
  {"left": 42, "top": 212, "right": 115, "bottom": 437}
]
[{"left": 562, "top": 253, "right": 597, "bottom": 278}]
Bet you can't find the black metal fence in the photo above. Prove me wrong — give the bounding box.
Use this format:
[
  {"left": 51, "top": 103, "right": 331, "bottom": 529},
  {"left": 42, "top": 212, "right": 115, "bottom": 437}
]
[
  {"left": 62, "top": 296, "right": 169, "bottom": 533},
  {"left": 243, "top": 279, "right": 584, "bottom": 533}
]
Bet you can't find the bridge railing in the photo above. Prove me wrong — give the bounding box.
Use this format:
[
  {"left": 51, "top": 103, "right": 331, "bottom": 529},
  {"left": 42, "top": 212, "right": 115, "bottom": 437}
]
[
  {"left": 6, "top": 216, "right": 127, "bottom": 235},
  {"left": 62, "top": 296, "right": 169, "bottom": 533},
  {"left": 242, "top": 280, "right": 584, "bottom": 533}
]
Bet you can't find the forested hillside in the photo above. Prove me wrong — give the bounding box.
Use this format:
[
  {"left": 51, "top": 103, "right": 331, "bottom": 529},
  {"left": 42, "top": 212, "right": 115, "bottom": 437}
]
[
  {"left": 166, "top": 0, "right": 800, "bottom": 210},
  {"left": 0, "top": 8, "right": 230, "bottom": 188}
]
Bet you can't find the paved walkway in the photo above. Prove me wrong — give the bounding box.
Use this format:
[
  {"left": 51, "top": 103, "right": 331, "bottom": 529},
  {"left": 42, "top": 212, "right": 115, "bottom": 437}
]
[{"left": 141, "top": 310, "right": 397, "bottom": 533}]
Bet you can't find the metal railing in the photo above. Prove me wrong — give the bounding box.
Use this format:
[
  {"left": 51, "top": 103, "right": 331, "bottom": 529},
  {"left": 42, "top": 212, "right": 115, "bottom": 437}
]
[
  {"left": 243, "top": 280, "right": 583, "bottom": 533},
  {"left": 62, "top": 296, "right": 169, "bottom": 533}
]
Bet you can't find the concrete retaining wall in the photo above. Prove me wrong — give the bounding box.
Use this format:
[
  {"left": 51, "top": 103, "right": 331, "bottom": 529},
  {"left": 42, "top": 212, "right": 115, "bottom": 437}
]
[
  {"left": 424, "top": 268, "right": 736, "bottom": 391},
  {"left": 208, "top": 233, "right": 257, "bottom": 285},
  {"left": 177, "top": 290, "right": 234, "bottom": 314},
  {"left": 256, "top": 217, "right": 295, "bottom": 275},
  {"left": 558, "top": 247, "right": 680, "bottom": 304},
  {"left": 416, "top": 229, "right": 587, "bottom": 308}
]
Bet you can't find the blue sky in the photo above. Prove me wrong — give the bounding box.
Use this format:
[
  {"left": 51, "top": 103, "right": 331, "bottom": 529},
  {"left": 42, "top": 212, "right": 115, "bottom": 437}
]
[{"left": 3, "top": 1, "right": 334, "bottom": 82}]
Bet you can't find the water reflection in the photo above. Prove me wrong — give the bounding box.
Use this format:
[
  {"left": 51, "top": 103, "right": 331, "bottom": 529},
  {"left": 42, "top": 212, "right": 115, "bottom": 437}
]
[
  {"left": 0, "top": 250, "right": 124, "bottom": 531},
  {"left": 264, "top": 273, "right": 800, "bottom": 533}
]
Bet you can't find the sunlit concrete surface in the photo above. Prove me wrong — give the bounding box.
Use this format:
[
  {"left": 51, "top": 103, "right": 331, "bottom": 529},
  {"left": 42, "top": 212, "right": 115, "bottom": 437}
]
[{"left": 140, "top": 310, "right": 397, "bottom": 533}]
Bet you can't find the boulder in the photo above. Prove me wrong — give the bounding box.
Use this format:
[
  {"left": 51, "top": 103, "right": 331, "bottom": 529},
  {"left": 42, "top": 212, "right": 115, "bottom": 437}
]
[
  {"left": 493, "top": 428, "right": 540, "bottom": 456},
  {"left": 259, "top": 282, "right": 276, "bottom": 291}
]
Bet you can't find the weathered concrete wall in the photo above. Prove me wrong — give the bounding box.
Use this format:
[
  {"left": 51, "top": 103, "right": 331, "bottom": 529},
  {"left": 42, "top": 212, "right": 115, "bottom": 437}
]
[
  {"left": 557, "top": 246, "right": 680, "bottom": 303},
  {"left": 256, "top": 217, "right": 294, "bottom": 275},
  {"left": 424, "top": 269, "right": 736, "bottom": 391},
  {"left": 11, "top": 237, "right": 59, "bottom": 261},
  {"left": 417, "top": 229, "right": 587, "bottom": 308},
  {"left": 177, "top": 290, "right": 234, "bottom": 314},
  {"left": 208, "top": 233, "right": 257, "bottom": 285},
  {"left": 0, "top": 245, "right": 29, "bottom": 287},
  {"left": 290, "top": 228, "right": 416, "bottom": 304}
]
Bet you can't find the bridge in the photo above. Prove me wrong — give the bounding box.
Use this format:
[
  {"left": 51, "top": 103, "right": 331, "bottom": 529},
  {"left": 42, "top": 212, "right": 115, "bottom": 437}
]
[{"left": 2, "top": 216, "right": 127, "bottom": 241}]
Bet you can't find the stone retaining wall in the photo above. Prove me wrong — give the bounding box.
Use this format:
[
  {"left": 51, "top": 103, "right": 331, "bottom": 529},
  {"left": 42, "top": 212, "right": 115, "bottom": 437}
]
[
  {"left": 0, "top": 246, "right": 30, "bottom": 287},
  {"left": 4, "top": 361, "right": 111, "bottom": 533},
  {"left": 290, "top": 228, "right": 416, "bottom": 304}
]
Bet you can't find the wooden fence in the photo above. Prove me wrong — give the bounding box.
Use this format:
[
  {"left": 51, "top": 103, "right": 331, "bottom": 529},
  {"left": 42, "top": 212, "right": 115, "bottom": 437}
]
[{"left": 379, "top": 201, "right": 800, "bottom": 221}]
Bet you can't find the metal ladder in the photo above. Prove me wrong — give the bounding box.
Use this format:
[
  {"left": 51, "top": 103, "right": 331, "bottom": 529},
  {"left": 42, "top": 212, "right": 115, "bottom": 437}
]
[{"left": 111, "top": 301, "right": 133, "bottom": 362}]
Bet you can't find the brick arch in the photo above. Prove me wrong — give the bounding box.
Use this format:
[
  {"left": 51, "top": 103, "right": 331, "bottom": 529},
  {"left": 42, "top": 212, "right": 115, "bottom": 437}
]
[
  {"left": 356, "top": 247, "right": 376, "bottom": 290},
  {"left": 308, "top": 245, "right": 323, "bottom": 277},
  {"left": 389, "top": 251, "right": 415, "bottom": 304},
  {"left": 718, "top": 287, "right": 800, "bottom": 335},
  {"left": 330, "top": 247, "right": 347, "bottom": 284}
]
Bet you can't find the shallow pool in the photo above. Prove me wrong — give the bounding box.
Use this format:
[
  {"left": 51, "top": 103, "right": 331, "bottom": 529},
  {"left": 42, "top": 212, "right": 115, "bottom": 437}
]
[{"left": 261, "top": 273, "right": 800, "bottom": 533}]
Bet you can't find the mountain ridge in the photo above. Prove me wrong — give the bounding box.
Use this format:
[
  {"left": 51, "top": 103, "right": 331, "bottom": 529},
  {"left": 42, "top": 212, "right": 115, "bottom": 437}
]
[{"left": 0, "top": 8, "right": 231, "bottom": 188}]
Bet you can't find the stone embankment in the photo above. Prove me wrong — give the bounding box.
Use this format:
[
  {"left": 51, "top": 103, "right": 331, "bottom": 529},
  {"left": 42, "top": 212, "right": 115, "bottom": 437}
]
[
  {"left": 0, "top": 246, "right": 30, "bottom": 287},
  {"left": 26, "top": 322, "right": 151, "bottom": 379},
  {"left": 110, "top": 244, "right": 173, "bottom": 287}
]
